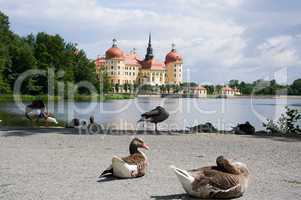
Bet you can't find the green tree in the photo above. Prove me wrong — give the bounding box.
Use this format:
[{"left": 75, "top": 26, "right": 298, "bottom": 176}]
[{"left": 289, "top": 79, "right": 301, "bottom": 95}]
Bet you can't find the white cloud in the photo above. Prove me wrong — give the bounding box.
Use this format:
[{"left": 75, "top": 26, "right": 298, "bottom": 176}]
[
  {"left": 0, "top": 0, "right": 301, "bottom": 83},
  {"left": 257, "top": 35, "right": 300, "bottom": 67}
]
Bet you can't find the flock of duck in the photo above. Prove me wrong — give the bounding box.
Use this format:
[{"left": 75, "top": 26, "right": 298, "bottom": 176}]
[
  {"left": 23, "top": 100, "right": 250, "bottom": 198},
  {"left": 99, "top": 137, "right": 250, "bottom": 199}
]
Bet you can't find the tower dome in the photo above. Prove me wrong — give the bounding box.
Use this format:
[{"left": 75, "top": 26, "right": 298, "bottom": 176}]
[
  {"left": 165, "top": 43, "right": 182, "bottom": 65},
  {"left": 105, "top": 38, "right": 124, "bottom": 59}
]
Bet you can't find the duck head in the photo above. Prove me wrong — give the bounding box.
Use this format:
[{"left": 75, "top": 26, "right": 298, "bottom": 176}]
[
  {"left": 129, "top": 137, "right": 150, "bottom": 154},
  {"left": 216, "top": 156, "right": 249, "bottom": 177}
]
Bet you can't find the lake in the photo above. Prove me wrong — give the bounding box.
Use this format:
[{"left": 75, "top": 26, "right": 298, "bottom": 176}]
[{"left": 0, "top": 97, "right": 301, "bottom": 131}]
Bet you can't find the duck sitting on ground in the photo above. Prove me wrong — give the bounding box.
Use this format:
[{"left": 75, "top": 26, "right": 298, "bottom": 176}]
[
  {"left": 25, "top": 100, "right": 58, "bottom": 126},
  {"left": 171, "top": 156, "right": 249, "bottom": 199},
  {"left": 87, "top": 116, "right": 102, "bottom": 134},
  {"left": 99, "top": 137, "right": 150, "bottom": 178}
]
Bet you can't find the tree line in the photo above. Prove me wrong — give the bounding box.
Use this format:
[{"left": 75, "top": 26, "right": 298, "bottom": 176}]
[
  {"left": 0, "top": 11, "right": 97, "bottom": 96},
  {"left": 199, "top": 79, "right": 301, "bottom": 96}
]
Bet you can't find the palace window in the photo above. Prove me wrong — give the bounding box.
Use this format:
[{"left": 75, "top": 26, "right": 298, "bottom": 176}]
[{"left": 111, "top": 66, "right": 113, "bottom": 70}]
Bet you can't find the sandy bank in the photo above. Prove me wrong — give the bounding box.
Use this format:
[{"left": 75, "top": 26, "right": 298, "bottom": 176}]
[{"left": 0, "top": 129, "right": 300, "bottom": 200}]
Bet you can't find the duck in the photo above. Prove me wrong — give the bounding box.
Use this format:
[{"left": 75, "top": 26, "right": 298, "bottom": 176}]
[
  {"left": 99, "top": 137, "right": 150, "bottom": 178},
  {"left": 25, "top": 100, "right": 58, "bottom": 126},
  {"left": 138, "top": 106, "right": 169, "bottom": 132},
  {"left": 25, "top": 100, "right": 46, "bottom": 121},
  {"left": 171, "top": 156, "right": 249, "bottom": 199},
  {"left": 87, "top": 116, "right": 102, "bottom": 134}
]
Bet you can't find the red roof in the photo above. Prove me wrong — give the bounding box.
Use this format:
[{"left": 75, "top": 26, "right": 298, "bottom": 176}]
[
  {"left": 165, "top": 50, "right": 182, "bottom": 65},
  {"left": 124, "top": 53, "right": 141, "bottom": 65},
  {"left": 223, "top": 86, "right": 234, "bottom": 92},
  {"left": 95, "top": 57, "right": 105, "bottom": 69},
  {"left": 105, "top": 47, "right": 124, "bottom": 59},
  {"left": 139, "top": 58, "right": 165, "bottom": 70},
  {"left": 191, "top": 85, "right": 206, "bottom": 91}
]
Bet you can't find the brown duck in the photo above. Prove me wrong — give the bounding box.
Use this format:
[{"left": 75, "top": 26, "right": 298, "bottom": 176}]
[
  {"left": 99, "top": 138, "right": 150, "bottom": 178},
  {"left": 171, "top": 156, "right": 250, "bottom": 199}
]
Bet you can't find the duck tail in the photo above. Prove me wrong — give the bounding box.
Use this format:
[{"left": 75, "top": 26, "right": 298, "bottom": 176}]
[
  {"left": 170, "top": 165, "right": 195, "bottom": 192},
  {"left": 99, "top": 165, "right": 113, "bottom": 178}
]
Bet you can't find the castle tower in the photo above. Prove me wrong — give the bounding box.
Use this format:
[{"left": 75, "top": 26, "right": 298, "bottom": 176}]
[
  {"left": 144, "top": 33, "right": 154, "bottom": 61},
  {"left": 165, "top": 43, "right": 183, "bottom": 85}
]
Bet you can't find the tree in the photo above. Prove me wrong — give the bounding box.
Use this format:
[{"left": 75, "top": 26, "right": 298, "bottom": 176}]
[
  {"left": 99, "top": 71, "right": 112, "bottom": 94},
  {"left": 204, "top": 85, "right": 214, "bottom": 95},
  {"left": 289, "top": 79, "right": 301, "bottom": 95},
  {"left": 0, "top": 11, "right": 12, "bottom": 93},
  {"left": 229, "top": 80, "right": 239, "bottom": 88}
]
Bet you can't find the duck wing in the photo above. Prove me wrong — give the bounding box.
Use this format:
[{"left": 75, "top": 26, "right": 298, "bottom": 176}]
[
  {"left": 122, "top": 153, "right": 147, "bottom": 177},
  {"left": 205, "top": 170, "right": 240, "bottom": 190},
  {"left": 190, "top": 167, "right": 240, "bottom": 189},
  {"left": 141, "top": 108, "right": 160, "bottom": 118},
  {"left": 205, "top": 169, "right": 242, "bottom": 199}
]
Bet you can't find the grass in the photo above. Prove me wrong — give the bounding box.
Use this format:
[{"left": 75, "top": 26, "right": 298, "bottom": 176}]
[
  {"left": 0, "top": 110, "right": 64, "bottom": 127},
  {"left": 0, "top": 95, "right": 61, "bottom": 102},
  {"left": 0, "top": 94, "right": 135, "bottom": 102}
]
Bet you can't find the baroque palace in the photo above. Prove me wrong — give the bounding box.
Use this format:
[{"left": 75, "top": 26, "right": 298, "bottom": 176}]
[{"left": 95, "top": 34, "right": 183, "bottom": 90}]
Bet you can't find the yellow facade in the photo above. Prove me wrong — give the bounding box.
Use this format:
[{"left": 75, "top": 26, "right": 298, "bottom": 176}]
[
  {"left": 103, "top": 58, "right": 139, "bottom": 85},
  {"left": 166, "top": 61, "right": 183, "bottom": 85}
]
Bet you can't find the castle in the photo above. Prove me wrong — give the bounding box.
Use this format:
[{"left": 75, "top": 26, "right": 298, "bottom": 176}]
[{"left": 95, "top": 34, "right": 183, "bottom": 91}]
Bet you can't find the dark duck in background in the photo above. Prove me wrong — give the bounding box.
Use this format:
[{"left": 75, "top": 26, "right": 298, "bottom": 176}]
[{"left": 138, "top": 106, "right": 169, "bottom": 132}]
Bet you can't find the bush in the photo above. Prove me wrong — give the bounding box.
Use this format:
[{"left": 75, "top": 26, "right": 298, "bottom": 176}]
[{"left": 263, "top": 106, "right": 301, "bottom": 135}]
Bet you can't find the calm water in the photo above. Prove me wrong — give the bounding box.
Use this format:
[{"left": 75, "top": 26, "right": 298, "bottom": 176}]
[{"left": 0, "top": 97, "right": 301, "bottom": 130}]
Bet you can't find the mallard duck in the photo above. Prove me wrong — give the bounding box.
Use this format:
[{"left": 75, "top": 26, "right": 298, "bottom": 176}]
[
  {"left": 138, "top": 106, "right": 169, "bottom": 132},
  {"left": 99, "top": 137, "right": 150, "bottom": 178},
  {"left": 171, "top": 156, "right": 249, "bottom": 199}
]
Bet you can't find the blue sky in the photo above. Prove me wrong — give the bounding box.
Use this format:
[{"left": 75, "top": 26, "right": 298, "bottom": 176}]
[{"left": 1, "top": 0, "right": 301, "bottom": 84}]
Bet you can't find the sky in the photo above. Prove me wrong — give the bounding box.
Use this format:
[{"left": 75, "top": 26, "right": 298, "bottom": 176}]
[{"left": 1, "top": 0, "right": 301, "bottom": 84}]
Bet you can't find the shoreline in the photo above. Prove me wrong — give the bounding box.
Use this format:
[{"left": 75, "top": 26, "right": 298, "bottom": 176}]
[{"left": 1, "top": 127, "right": 300, "bottom": 139}]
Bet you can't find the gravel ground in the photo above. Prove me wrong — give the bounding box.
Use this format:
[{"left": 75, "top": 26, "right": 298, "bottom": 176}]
[{"left": 0, "top": 129, "right": 300, "bottom": 200}]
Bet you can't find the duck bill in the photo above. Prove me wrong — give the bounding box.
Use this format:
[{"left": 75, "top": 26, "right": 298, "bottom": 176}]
[{"left": 142, "top": 144, "right": 150, "bottom": 150}]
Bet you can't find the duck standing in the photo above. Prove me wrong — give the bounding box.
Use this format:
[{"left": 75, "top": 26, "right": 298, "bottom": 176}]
[
  {"left": 171, "top": 156, "right": 249, "bottom": 199},
  {"left": 138, "top": 106, "right": 169, "bottom": 132},
  {"left": 99, "top": 138, "right": 150, "bottom": 178}
]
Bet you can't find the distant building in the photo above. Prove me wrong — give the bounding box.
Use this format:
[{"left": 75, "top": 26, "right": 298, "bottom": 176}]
[
  {"left": 184, "top": 85, "right": 207, "bottom": 97},
  {"left": 221, "top": 86, "right": 241, "bottom": 96},
  {"left": 95, "top": 34, "right": 183, "bottom": 93}
]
